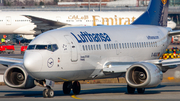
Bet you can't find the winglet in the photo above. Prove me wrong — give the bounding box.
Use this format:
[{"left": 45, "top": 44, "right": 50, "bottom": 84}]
[{"left": 132, "top": 0, "right": 169, "bottom": 27}]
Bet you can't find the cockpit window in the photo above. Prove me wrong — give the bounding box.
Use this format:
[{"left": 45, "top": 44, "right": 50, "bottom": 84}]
[
  {"left": 47, "top": 44, "right": 58, "bottom": 52},
  {"left": 27, "top": 45, "right": 35, "bottom": 50},
  {"left": 27, "top": 44, "right": 58, "bottom": 52},
  {"left": 36, "top": 45, "right": 47, "bottom": 50}
]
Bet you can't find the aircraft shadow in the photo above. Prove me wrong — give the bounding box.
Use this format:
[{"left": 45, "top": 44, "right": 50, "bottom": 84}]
[{"left": 0, "top": 83, "right": 180, "bottom": 98}]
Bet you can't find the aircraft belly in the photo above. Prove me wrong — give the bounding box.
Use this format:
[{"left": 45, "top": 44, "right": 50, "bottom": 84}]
[{"left": 29, "top": 69, "right": 96, "bottom": 81}]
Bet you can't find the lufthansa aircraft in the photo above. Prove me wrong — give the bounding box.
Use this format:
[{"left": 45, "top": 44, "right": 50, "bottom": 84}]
[{"left": 1, "top": 0, "right": 180, "bottom": 98}]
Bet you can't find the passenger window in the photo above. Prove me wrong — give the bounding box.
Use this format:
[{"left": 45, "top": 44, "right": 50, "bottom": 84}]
[
  {"left": 109, "top": 44, "right": 111, "bottom": 49},
  {"left": 104, "top": 44, "right": 106, "bottom": 50},
  {"left": 82, "top": 45, "right": 85, "bottom": 51},
  {"left": 122, "top": 43, "right": 124, "bottom": 48},
  {"left": 132, "top": 43, "right": 134, "bottom": 48},
  {"left": 114, "top": 44, "right": 116, "bottom": 49},
  {"left": 96, "top": 45, "right": 99, "bottom": 50},
  {"left": 91, "top": 45, "right": 93, "bottom": 50},
  {"left": 85, "top": 45, "right": 88, "bottom": 50},
  {"left": 134, "top": 43, "right": 136, "bottom": 48},
  {"left": 139, "top": 42, "right": 141, "bottom": 48},
  {"left": 119, "top": 43, "right": 121, "bottom": 49},
  {"left": 137, "top": 43, "right": 139, "bottom": 48},
  {"left": 130, "top": 43, "right": 132, "bottom": 48},
  {"left": 146, "top": 42, "right": 148, "bottom": 47},
  {"left": 116, "top": 43, "right": 119, "bottom": 49},
  {"left": 111, "top": 44, "right": 114, "bottom": 49},
  {"left": 107, "top": 44, "right": 109, "bottom": 49},
  {"left": 125, "top": 43, "right": 127, "bottom": 48},
  {"left": 144, "top": 42, "right": 146, "bottom": 47},
  {"left": 99, "top": 44, "right": 101, "bottom": 50},
  {"left": 88, "top": 45, "right": 91, "bottom": 50},
  {"left": 93, "top": 45, "right": 96, "bottom": 50},
  {"left": 127, "top": 43, "right": 129, "bottom": 48}
]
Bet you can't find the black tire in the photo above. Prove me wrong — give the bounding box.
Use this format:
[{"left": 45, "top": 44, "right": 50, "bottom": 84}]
[
  {"left": 47, "top": 89, "right": 54, "bottom": 98},
  {"left": 43, "top": 89, "right": 48, "bottom": 98},
  {"left": 137, "top": 88, "right": 145, "bottom": 94},
  {"left": 72, "top": 81, "right": 81, "bottom": 94},
  {"left": 63, "top": 82, "right": 72, "bottom": 94},
  {"left": 127, "top": 85, "right": 135, "bottom": 94}
]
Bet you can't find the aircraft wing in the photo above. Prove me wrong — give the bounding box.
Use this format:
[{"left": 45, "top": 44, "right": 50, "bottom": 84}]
[
  {"left": 23, "top": 15, "right": 70, "bottom": 34},
  {"left": 168, "top": 30, "right": 180, "bottom": 36},
  {"left": 103, "top": 59, "right": 180, "bottom": 74},
  {"left": 0, "top": 57, "right": 23, "bottom": 67}
]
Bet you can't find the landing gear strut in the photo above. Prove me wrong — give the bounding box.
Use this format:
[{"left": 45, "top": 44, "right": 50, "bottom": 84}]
[
  {"left": 62, "top": 81, "right": 81, "bottom": 95},
  {"left": 43, "top": 86, "right": 54, "bottom": 98},
  {"left": 127, "top": 85, "right": 145, "bottom": 94}
]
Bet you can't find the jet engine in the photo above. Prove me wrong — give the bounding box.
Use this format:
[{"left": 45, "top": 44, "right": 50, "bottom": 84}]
[
  {"left": 3, "top": 65, "right": 36, "bottom": 89},
  {"left": 125, "top": 62, "right": 163, "bottom": 88}
]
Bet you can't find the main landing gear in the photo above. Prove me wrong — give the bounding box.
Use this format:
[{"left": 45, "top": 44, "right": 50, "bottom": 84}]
[
  {"left": 42, "top": 81, "right": 81, "bottom": 98},
  {"left": 63, "top": 81, "right": 81, "bottom": 95},
  {"left": 127, "top": 85, "right": 145, "bottom": 94}
]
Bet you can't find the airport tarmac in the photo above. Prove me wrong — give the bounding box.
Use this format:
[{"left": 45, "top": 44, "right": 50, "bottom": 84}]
[
  {"left": 0, "top": 83, "right": 180, "bottom": 101},
  {"left": 0, "top": 44, "right": 180, "bottom": 100}
]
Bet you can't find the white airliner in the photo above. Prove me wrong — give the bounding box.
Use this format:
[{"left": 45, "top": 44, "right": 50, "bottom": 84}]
[
  {"left": 1, "top": 0, "right": 180, "bottom": 98},
  {"left": 0, "top": 10, "right": 176, "bottom": 38}
]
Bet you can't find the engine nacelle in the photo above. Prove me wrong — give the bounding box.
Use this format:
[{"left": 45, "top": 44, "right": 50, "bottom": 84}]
[
  {"left": 125, "top": 62, "right": 163, "bottom": 88},
  {"left": 4, "top": 64, "right": 36, "bottom": 89}
]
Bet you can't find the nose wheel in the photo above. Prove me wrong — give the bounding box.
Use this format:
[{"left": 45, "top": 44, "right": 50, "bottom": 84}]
[{"left": 43, "top": 87, "right": 54, "bottom": 98}]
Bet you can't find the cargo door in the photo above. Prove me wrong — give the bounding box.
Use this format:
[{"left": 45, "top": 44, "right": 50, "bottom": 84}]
[{"left": 64, "top": 35, "right": 78, "bottom": 62}]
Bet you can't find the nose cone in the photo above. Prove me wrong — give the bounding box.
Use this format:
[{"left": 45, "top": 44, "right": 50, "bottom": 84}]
[{"left": 24, "top": 51, "right": 42, "bottom": 73}]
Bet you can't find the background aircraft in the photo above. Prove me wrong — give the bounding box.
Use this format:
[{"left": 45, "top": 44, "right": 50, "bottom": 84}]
[
  {"left": 0, "top": 10, "right": 176, "bottom": 40},
  {"left": 1, "top": 0, "right": 180, "bottom": 98}
]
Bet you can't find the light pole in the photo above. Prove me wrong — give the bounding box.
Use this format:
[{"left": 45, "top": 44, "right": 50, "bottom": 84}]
[{"left": 88, "top": 0, "right": 90, "bottom": 11}]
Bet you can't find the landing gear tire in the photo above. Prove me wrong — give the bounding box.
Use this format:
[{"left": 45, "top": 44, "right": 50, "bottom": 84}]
[
  {"left": 127, "top": 85, "right": 135, "bottom": 94},
  {"left": 137, "top": 88, "right": 145, "bottom": 94},
  {"left": 43, "top": 89, "right": 54, "bottom": 98},
  {"left": 63, "top": 81, "right": 72, "bottom": 94},
  {"left": 43, "top": 89, "right": 48, "bottom": 98},
  {"left": 72, "top": 81, "right": 81, "bottom": 94}
]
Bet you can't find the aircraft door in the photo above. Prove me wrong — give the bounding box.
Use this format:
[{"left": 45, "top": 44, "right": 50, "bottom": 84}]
[
  {"left": 6, "top": 16, "right": 11, "bottom": 25},
  {"left": 64, "top": 35, "right": 78, "bottom": 62}
]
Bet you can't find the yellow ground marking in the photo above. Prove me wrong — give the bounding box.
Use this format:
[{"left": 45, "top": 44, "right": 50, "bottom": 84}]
[{"left": 71, "top": 95, "right": 82, "bottom": 100}]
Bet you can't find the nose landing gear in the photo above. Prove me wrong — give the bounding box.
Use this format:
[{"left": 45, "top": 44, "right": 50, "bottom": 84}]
[
  {"left": 43, "top": 86, "right": 54, "bottom": 98},
  {"left": 42, "top": 81, "right": 81, "bottom": 98}
]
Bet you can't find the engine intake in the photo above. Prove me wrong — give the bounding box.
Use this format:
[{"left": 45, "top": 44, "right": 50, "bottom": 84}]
[
  {"left": 126, "top": 62, "right": 163, "bottom": 88},
  {"left": 4, "top": 65, "right": 35, "bottom": 89}
]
